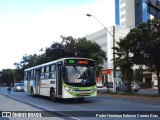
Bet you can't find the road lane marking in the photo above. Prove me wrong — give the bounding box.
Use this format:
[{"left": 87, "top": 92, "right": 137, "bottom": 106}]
[
  {"left": 90, "top": 98, "right": 111, "bottom": 101},
  {"left": 147, "top": 105, "right": 160, "bottom": 108},
  {"left": 90, "top": 97, "right": 160, "bottom": 108}
]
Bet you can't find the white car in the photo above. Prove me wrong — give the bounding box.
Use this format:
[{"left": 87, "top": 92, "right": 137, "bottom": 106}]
[
  {"left": 97, "top": 82, "right": 103, "bottom": 88},
  {"left": 116, "top": 82, "right": 140, "bottom": 92},
  {"left": 14, "top": 82, "right": 24, "bottom": 92}
]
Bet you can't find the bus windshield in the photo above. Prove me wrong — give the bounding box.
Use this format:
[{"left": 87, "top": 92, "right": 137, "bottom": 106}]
[{"left": 63, "top": 65, "right": 96, "bottom": 84}]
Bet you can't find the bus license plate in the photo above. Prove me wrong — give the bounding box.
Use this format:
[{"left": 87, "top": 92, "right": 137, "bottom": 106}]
[{"left": 80, "top": 92, "right": 86, "bottom": 96}]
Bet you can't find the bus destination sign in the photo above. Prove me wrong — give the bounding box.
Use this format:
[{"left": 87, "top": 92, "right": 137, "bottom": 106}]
[{"left": 65, "top": 59, "right": 94, "bottom": 65}]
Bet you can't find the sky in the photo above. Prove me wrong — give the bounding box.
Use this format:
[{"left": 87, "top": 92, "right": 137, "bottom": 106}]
[{"left": 0, "top": 0, "right": 115, "bottom": 70}]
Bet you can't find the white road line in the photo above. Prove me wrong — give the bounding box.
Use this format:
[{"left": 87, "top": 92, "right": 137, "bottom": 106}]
[
  {"left": 91, "top": 97, "right": 160, "bottom": 108},
  {"left": 91, "top": 98, "right": 111, "bottom": 101},
  {"left": 147, "top": 105, "right": 160, "bottom": 108}
]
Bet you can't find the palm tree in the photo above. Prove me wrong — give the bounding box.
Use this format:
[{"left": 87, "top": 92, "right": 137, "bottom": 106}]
[{"left": 113, "top": 37, "right": 133, "bottom": 93}]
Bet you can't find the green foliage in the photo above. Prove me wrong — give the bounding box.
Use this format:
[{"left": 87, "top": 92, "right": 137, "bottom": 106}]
[
  {"left": 10, "top": 36, "right": 107, "bottom": 82},
  {"left": 127, "top": 19, "right": 160, "bottom": 70},
  {"left": 113, "top": 19, "right": 160, "bottom": 94},
  {"left": 113, "top": 37, "right": 133, "bottom": 93},
  {"left": 0, "top": 69, "right": 15, "bottom": 85},
  {"left": 133, "top": 69, "right": 143, "bottom": 83},
  {"left": 126, "top": 19, "right": 160, "bottom": 95}
]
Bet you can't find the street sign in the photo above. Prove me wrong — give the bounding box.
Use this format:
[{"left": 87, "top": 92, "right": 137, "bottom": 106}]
[
  {"left": 147, "top": 0, "right": 160, "bottom": 18},
  {"left": 102, "top": 70, "right": 112, "bottom": 74}
]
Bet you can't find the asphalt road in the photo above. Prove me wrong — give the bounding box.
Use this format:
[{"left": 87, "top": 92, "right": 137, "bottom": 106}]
[{"left": 0, "top": 87, "right": 160, "bottom": 120}]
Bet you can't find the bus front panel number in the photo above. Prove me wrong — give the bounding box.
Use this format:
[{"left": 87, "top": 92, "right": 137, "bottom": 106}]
[{"left": 69, "top": 60, "right": 75, "bottom": 64}]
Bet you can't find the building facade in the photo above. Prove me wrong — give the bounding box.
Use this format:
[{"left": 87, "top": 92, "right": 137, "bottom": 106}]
[
  {"left": 135, "top": 0, "right": 150, "bottom": 26},
  {"left": 115, "top": 0, "right": 150, "bottom": 27},
  {"left": 115, "top": 0, "right": 135, "bottom": 27},
  {"left": 86, "top": 0, "right": 157, "bottom": 88},
  {"left": 86, "top": 26, "right": 130, "bottom": 85}
]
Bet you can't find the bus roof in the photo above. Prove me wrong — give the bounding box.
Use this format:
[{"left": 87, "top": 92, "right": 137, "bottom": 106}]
[{"left": 24, "top": 57, "right": 94, "bottom": 71}]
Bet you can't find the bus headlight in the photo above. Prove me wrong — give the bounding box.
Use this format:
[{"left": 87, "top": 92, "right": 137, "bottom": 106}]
[
  {"left": 90, "top": 87, "right": 96, "bottom": 92},
  {"left": 64, "top": 86, "right": 69, "bottom": 91},
  {"left": 69, "top": 89, "right": 74, "bottom": 92},
  {"left": 64, "top": 86, "right": 75, "bottom": 93}
]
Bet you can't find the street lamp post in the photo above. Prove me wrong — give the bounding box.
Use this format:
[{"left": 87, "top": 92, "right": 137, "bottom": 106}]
[
  {"left": 86, "top": 14, "right": 113, "bottom": 37},
  {"left": 86, "top": 13, "right": 116, "bottom": 92}
]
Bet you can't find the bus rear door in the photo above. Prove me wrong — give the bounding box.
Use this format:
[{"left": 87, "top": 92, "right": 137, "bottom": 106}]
[
  {"left": 56, "top": 62, "right": 62, "bottom": 97},
  {"left": 36, "top": 69, "right": 40, "bottom": 94}
]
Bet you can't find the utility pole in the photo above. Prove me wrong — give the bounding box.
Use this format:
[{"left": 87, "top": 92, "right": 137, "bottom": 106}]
[
  {"left": 113, "top": 26, "right": 116, "bottom": 92},
  {"left": 86, "top": 14, "right": 117, "bottom": 92}
]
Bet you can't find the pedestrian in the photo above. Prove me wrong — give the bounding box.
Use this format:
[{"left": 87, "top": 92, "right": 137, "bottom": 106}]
[{"left": 7, "top": 85, "right": 11, "bottom": 95}]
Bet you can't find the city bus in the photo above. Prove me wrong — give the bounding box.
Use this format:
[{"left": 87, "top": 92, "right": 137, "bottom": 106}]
[{"left": 24, "top": 57, "right": 97, "bottom": 102}]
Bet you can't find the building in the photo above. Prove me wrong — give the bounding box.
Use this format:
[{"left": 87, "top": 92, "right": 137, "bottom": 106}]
[
  {"left": 143, "top": 71, "right": 158, "bottom": 89},
  {"left": 135, "top": 0, "right": 150, "bottom": 26},
  {"left": 86, "top": 0, "right": 157, "bottom": 88},
  {"left": 86, "top": 26, "right": 130, "bottom": 69},
  {"left": 86, "top": 26, "right": 130, "bottom": 85},
  {"left": 115, "top": 0, "right": 159, "bottom": 89},
  {"left": 115, "top": 0, "right": 150, "bottom": 27},
  {"left": 115, "top": 0, "right": 135, "bottom": 27}
]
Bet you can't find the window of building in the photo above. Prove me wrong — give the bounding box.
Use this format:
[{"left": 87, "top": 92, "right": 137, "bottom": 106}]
[
  {"left": 121, "top": 21, "right": 126, "bottom": 26},
  {"left": 120, "top": 0, "right": 125, "bottom": 5},
  {"left": 121, "top": 6, "right": 125, "bottom": 12},
  {"left": 121, "top": 14, "right": 126, "bottom": 19}
]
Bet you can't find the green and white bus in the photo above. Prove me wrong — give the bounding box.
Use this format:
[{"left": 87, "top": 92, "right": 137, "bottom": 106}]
[{"left": 24, "top": 57, "right": 97, "bottom": 101}]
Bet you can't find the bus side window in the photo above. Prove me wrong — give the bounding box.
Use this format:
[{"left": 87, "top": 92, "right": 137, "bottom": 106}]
[
  {"left": 31, "top": 70, "right": 36, "bottom": 79},
  {"left": 24, "top": 72, "right": 28, "bottom": 80},
  {"left": 40, "top": 67, "right": 44, "bottom": 79},
  {"left": 45, "top": 66, "right": 49, "bottom": 79},
  {"left": 49, "top": 64, "right": 56, "bottom": 79}
]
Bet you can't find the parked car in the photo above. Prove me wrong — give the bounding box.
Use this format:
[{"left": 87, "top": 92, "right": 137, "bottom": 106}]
[
  {"left": 107, "top": 82, "right": 113, "bottom": 88},
  {"left": 97, "top": 82, "right": 103, "bottom": 88},
  {"left": 14, "top": 82, "right": 24, "bottom": 92},
  {"left": 116, "top": 82, "right": 140, "bottom": 92}
]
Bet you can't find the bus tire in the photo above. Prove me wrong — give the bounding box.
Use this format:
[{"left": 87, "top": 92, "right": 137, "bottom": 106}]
[
  {"left": 50, "top": 89, "right": 57, "bottom": 102},
  {"left": 31, "top": 87, "right": 35, "bottom": 97}
]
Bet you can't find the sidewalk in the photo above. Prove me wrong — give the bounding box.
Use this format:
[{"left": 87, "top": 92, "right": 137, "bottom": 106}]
[{"left": 0, "top": 94, "right": 62, "bottom": 120}]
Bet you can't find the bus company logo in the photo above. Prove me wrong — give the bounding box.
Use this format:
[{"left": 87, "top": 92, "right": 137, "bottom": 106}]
[{"left": 2, "top": 112, "right": 11, "bottom": 117}]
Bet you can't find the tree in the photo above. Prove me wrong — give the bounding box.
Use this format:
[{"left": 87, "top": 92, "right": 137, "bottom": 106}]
[
  {"left": 75, "top": 37, "right": 107, "bottom": 64},
  {"left": 15, "top": 36, "right": 107, "bottom": 78},
  {"left": 45, "top": 36, "right": 107, "bottom": 76},
  {"left": 127, "top": 19, "right": 160, "bottom": 95},
  {"left": 1, "top": 69, "right": 15, "bottom": 86},
  {"left": 113, "top": 37, "right": 134, "bottom": 93},
  {"left": 133, "top": 69, "right": 143, "bottom": 83}
]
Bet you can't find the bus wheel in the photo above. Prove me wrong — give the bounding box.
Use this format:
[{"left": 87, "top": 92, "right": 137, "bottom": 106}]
[
  {"left": 31, "top": 87, "right": 34, "bottom": 97},
  {"left": 50, "top": 89, "right": 57, "bottom": 102}
]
